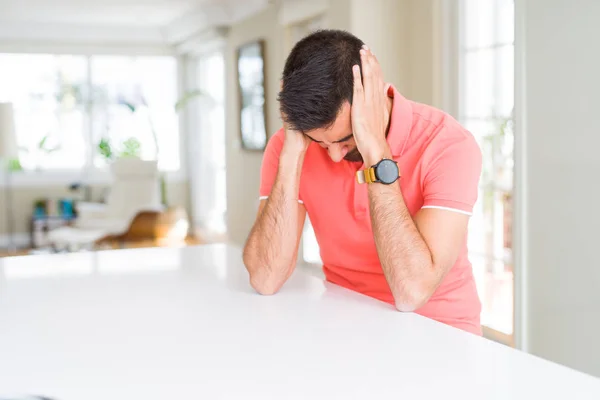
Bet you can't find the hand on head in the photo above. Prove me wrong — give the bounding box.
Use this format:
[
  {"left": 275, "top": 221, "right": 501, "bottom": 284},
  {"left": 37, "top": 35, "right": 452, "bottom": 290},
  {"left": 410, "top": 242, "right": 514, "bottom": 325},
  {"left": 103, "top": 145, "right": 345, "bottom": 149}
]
[{"left": 350, "top": 45, "right": 392, "bottom": 166}]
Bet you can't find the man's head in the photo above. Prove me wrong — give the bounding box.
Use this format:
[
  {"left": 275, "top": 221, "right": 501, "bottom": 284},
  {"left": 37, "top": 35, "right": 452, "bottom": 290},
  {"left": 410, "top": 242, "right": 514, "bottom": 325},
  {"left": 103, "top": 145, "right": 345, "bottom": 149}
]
[{"left": 278, "top": 29, "right": 364, "bottom": 162}]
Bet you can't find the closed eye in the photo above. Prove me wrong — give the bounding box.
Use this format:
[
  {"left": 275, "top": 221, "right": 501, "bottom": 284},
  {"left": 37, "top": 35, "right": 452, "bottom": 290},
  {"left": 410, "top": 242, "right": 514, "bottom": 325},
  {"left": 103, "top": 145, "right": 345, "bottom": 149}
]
[
  {"left": 304, "top": 133, "right": 353, "bottom": 144},
  {"left": 334, "top": 134, "right": 354, "bottom": 143}
]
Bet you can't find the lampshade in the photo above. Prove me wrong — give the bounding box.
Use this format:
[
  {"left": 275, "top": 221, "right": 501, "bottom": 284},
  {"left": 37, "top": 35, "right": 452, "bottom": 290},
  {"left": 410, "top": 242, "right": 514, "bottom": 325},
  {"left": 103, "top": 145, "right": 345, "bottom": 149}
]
[{"left": 0, "top": 102, "right": 17, "bottom": 159}]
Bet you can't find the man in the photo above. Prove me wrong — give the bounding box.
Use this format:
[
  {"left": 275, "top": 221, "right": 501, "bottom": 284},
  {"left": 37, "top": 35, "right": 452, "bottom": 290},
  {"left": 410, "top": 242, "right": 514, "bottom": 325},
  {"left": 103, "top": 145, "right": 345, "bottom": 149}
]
[{"left": 243, "top": 30, "right": 482, "bottom": 335}]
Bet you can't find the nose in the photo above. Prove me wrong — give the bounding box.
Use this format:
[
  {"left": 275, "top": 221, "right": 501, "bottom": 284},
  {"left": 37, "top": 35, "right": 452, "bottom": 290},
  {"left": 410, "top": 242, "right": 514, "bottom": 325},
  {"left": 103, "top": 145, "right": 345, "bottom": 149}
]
[{"left": 328, "top": 144, "right": 349, "bottom": 163}]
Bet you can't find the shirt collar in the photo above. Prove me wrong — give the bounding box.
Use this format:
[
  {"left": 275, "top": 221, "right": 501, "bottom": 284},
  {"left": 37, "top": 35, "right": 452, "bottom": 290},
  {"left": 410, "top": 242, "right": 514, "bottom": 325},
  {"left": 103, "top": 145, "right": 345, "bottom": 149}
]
[{"left": 386, "top": 85, "right": 413, "bottom": 157}]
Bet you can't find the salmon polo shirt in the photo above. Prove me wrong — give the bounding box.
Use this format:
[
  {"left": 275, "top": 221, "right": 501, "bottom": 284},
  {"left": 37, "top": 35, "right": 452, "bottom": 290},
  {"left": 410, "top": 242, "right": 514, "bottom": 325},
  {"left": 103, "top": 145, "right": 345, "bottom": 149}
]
[{"left": 259, "top": 86, "right": 483, "bottom": 335}]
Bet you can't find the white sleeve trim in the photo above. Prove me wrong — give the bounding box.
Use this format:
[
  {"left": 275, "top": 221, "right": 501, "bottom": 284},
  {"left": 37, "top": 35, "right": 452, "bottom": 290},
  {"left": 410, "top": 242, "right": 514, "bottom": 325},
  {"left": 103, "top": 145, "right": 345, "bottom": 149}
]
[
  {"left": 259, "top": 196, "right": 304, "bottom": 204},
  {"left": 421, "top": 205, "right": 472, "bottom": 216}
]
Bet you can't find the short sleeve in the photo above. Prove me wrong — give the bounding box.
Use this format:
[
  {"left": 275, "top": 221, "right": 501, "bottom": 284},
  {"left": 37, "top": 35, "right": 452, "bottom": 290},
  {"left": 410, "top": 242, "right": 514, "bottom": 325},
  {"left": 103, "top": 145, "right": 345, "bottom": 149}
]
[
  {"left": 421, "top": 129, "right": 482, "bottom": 215},
  {"left": 259, "top": 129, "right": 285, "bottom": 198}
]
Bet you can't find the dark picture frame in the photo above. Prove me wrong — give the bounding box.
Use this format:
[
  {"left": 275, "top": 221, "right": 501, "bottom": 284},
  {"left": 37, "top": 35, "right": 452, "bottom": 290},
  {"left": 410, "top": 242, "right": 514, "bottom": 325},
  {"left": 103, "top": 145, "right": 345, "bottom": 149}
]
[{"left": 236, "top": 39, "right": 268, "bottom": 151}]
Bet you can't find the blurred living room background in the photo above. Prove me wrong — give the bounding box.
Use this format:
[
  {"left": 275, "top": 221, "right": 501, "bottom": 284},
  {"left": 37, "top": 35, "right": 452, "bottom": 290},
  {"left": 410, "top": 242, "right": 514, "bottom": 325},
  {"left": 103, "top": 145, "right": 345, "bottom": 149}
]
[{"left": 1, "top": 0, "right": 599, "bottom": 380}]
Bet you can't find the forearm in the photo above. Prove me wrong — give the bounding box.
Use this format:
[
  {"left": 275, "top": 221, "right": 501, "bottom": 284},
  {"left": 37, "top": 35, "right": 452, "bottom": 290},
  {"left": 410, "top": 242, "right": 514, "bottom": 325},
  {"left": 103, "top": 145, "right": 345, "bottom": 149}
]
[
  {"left": 368, "top": 182, "right": 436, "bottom": 311},
  {"left": 243, "top": 150, "right": 305, "bottom": 294}
]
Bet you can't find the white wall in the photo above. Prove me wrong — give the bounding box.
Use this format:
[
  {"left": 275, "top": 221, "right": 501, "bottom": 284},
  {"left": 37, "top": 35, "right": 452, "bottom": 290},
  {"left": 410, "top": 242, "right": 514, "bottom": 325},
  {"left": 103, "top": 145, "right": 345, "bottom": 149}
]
[
  {"left": 405, "top": 0, "right": 438, "bottom": 107},
  {"left": 349, "top": 0, "right": 439, "bottom": 106},
  {"left": 520, "top": 0, "right": 600, "bottom": 377},
  {"left": 349, "top": 0, "right": 408, "bottom": 94}
]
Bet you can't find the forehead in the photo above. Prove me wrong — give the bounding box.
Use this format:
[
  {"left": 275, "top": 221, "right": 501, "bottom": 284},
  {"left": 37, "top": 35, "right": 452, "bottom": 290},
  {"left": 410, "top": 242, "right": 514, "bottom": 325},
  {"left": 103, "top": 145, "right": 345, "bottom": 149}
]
[{"left": 305, "top": 102, "right": 352, "bottom": 142}]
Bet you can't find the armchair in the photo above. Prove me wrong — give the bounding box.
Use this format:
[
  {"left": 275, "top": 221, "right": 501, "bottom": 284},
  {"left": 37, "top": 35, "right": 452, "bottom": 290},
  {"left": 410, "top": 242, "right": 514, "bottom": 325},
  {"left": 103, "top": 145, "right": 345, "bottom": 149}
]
[{"left": 48, "top": 158, "right": 163, "bottom": 251}]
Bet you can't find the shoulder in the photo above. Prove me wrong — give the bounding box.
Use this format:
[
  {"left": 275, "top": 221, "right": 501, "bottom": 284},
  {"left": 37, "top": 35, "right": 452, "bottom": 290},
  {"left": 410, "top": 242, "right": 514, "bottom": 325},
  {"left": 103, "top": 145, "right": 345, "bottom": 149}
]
[
  {"left": 262, "top": 128, "right": 286, "bottom": 162},
  {"left": 413, "top": 105, "right": 482, "bottom": 212},
  {"left": 411, "top": 102, "right": 481, "bottom": 163},
  {"left": 265, "top": 128, "right": 285, "bottom": 151}
]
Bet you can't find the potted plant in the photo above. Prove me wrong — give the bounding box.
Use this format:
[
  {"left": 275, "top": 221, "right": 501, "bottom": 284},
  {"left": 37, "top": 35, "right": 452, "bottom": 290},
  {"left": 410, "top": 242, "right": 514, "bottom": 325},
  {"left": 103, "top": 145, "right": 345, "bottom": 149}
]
[{"left": 117, "top": 90, "right": 210, "bottom": 206}]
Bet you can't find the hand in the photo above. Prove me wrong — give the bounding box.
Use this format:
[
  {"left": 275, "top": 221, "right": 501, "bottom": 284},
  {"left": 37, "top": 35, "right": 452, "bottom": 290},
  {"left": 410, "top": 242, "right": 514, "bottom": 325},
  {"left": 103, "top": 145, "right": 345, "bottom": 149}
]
[
  {"left": 351, "top": 45, "right": 392, "bottom": 166},
  {"left": 279, "top": 79, "right": 310, "bottom": 157},
  {"left": 281, "top": 112, "right": 311, "bottom": 156}
]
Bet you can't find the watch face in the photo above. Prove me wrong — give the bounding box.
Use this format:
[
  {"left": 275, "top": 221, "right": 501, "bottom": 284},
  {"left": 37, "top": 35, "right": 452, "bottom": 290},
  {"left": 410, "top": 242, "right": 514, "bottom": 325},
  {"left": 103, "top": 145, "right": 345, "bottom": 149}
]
[{"left": 375, "top": 159, "right": 399, "bottom": 184}]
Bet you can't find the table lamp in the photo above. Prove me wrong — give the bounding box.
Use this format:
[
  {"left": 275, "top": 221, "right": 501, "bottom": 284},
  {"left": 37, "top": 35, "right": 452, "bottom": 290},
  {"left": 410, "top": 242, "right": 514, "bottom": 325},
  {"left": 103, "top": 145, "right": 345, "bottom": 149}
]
[{"left": 0, "top": 102, "right": 18, "bottom": 251}]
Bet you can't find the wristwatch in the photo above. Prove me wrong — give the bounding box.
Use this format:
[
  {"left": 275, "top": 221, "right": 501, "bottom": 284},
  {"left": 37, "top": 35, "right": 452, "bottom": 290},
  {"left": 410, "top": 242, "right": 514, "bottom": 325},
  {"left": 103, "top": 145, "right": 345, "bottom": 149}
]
[{"left": 356, "top": 158, "right": 400, "bottom": 185}]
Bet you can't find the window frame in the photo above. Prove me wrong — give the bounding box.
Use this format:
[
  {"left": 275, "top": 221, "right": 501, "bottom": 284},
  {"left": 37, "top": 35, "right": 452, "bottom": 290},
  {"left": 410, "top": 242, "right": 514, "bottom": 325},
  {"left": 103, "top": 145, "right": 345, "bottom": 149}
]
[
  {"left": 450, "top": 0, "right": 517, "bottom": 346},
  {"left": 186, "top": 50, "right": 228, "bottom": 239}
]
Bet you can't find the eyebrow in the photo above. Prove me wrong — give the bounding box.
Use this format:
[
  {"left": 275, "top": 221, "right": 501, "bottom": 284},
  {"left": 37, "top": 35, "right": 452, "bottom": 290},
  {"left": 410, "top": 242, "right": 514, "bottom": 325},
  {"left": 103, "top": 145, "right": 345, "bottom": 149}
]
[{"left": 306, "top": 133, "right": 353, "bottom": 144}]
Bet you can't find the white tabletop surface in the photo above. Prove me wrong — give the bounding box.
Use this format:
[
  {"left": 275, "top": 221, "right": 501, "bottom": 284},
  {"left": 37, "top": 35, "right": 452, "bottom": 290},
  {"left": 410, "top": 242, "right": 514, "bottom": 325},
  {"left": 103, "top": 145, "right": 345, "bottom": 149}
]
[{"left": 0, "top": 244, "right": 599, "bottom": 400}]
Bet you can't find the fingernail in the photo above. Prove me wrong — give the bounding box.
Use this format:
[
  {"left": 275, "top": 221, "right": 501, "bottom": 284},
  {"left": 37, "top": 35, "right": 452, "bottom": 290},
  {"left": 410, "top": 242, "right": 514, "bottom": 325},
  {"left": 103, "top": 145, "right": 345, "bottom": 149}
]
[{"left": 363, "top": 44, "right": 369, "bottom": 50}]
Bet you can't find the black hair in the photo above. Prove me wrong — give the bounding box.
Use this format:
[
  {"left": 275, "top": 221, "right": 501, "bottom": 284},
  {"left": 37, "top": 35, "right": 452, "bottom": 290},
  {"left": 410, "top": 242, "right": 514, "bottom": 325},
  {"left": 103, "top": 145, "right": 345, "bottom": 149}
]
[{"left": 278, "top": 29, "right": 364, "bottom": 132}]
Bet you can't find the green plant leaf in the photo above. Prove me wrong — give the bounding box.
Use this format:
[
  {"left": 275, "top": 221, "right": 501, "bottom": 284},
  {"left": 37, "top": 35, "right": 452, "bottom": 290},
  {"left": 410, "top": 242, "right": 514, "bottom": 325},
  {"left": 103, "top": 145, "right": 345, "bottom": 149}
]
[
  {"left": 120, "top": 101, "right": 136, "bottom": 113},
  {"left": 7, "top": 158, "right": 23, "bottom": 172},
  {"left": 37, "top": 135, "right": 62, "bottom": 153},
  {"left": 98, "top": 138, "right": 113, "bottom": 160},
  {"left": 120, "top": 137, "right": 142, "bottom": 158},
  {"left": 174, "top": 89, "right": 208, "bottom": 113},
  {"left": 39, "top": 135, "right": 49, "bottom": 149}
]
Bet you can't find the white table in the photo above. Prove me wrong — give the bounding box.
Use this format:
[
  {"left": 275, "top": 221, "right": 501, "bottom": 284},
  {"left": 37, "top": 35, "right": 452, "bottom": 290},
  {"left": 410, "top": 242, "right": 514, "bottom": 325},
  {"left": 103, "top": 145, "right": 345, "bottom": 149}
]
[{"left": 0, "top": 244, "right": 598, "bottom": 399}]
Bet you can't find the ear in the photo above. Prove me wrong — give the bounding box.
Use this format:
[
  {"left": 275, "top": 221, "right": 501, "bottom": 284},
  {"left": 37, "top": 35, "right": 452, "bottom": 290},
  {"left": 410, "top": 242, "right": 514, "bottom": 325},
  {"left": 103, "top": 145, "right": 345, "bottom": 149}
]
[{"left": 384, "top": 83, "right": 392, "bottom": 95}]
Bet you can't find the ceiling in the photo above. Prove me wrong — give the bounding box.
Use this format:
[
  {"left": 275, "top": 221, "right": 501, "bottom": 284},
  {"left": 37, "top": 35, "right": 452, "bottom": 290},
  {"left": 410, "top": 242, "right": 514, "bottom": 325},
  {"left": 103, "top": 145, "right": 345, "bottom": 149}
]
[
  {"left": 0, "top": 0, "right": 272, "bottom": 46},
  {"left": 0, "top": 0, "right": 206, "bottom": 27}
]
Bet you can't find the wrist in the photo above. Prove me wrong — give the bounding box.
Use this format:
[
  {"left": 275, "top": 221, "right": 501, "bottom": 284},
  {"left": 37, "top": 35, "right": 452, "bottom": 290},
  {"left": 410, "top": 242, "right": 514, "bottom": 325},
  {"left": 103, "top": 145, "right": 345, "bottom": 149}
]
[
  {"left": 280, "top": 145, "right": 307, "bottom": 167},
  {"left": 278, "top": 147, "right": 305, "bottom": 188},
  {"left": 363, "top": 141, "right": 392, "bottom": 166},
  {"left": 281, "top": 139, "right": 307, "bottom": 159}
]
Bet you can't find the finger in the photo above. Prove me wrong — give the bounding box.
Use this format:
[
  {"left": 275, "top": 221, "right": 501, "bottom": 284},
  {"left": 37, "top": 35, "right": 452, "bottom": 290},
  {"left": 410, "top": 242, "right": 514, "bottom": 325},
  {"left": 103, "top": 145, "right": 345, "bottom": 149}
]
[
  {"left": 360, "top": 48, "right": 373, "bottom": 98},
  {"left": 363, "top": 46, "right": 377, "bottom": 64},
  {"left": 362, "top": 46, "right": 381, "bottom": 90},
  {"left": 360, "top": 46, "right": 376, "bottom": 69},
  {"left": 364, "top": 47, "right": 382, "bottom": 81},
  {"left": 370, "top": 51, "right": 378, "bottom": 64},
  {"left": 352, "top": 64, "right": 363, "bottom": 98},
  {"left": 363, "top": 46, "right": 385, "bottom": 97},
  {"left": 360, "top": 48, "right": 371, "bottom": 78},
  {"left": 362, "top": 45, "right": 377, "bottom": 69}
]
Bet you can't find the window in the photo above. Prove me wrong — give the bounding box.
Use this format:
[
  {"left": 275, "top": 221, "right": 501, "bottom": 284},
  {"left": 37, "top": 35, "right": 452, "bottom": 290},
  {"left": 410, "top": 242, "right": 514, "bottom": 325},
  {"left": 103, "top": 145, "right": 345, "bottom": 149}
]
[
  {"left": 91, "top": 56, "right": 179, "bottom": 171},
  {"left": 0, "top": 54, "right": 87, "bottom": 170},
  {"left": 459, "top": 0, "right": 515, "bottom": 339},
  {"left": 0, "top": 53, "right": 180, "bottom": 173},
  {"left": 188, "top": 51, "right": 227, "bottom": 236}
]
